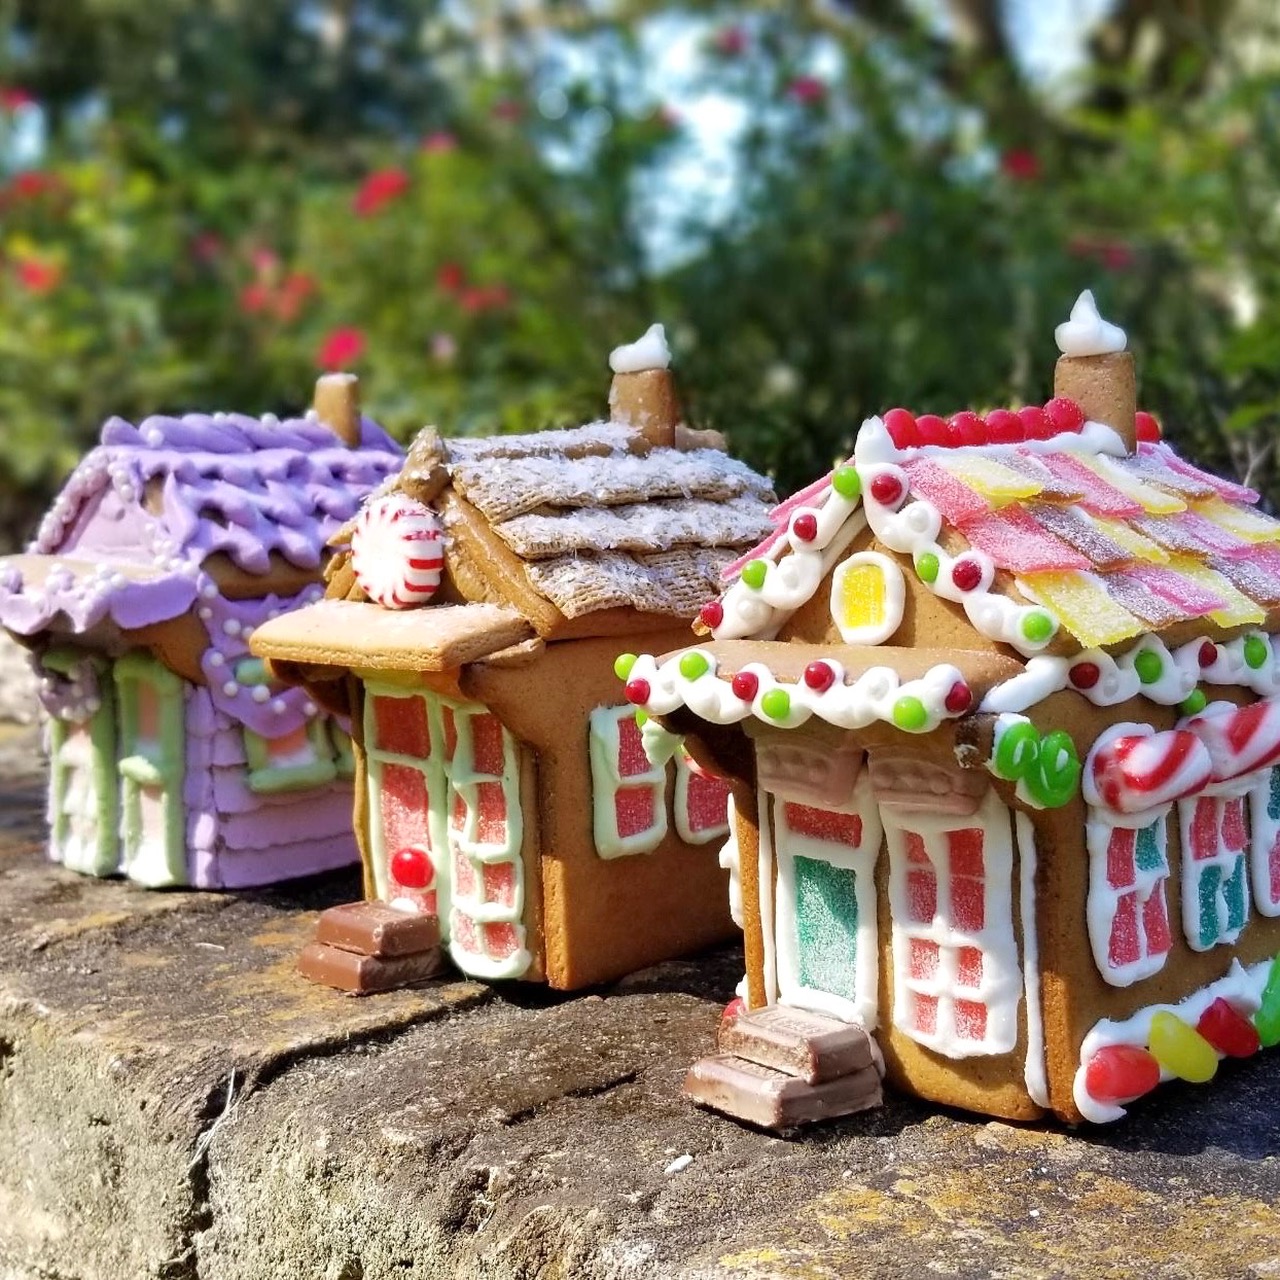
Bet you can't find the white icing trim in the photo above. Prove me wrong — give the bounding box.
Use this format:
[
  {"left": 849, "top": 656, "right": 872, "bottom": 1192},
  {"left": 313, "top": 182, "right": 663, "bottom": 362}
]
[
  {"left": 589, "top": 705, "right": 669, "bottom": 858},
  {"left": 674, "top": 749, "right": 731, "bottom": 844},
  {"left": 757, "top": 786, "right": 778, "bottom": 1005},
  {"left": 1249, "top": 767, "right": 1280, "bottom": 917},
  {"left": 1116, "top": 635, "right": 1195, "bottom": 707},
  {"left": 1176, "top": 791, "right": 1249, "bottom": 952},
  {"left": 830, "top": 551, "right": 905, "bottom": 645},
  {"left": 1016, "top": 811, "right": 1049, "bottom": 1107},
  {"left": 719, "top": 794, "right": 743, "bottom": 928},
  {"left": 1055, "top": 289, "right": 1127, "bottom": 357},
  {"left": 609, "top": 321, "right": 671, "bottom": 373}
]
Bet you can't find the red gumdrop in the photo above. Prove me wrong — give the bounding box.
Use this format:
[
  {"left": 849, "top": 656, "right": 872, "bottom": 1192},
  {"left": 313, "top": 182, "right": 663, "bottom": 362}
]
[
  {"left": 944, "top": 681, "right": 972, "bottom": 714},
  {"left": 1044, "top": 397, "right": 1086, "bottom": 434},
  {"left": 869, "top": 472, "right": 904, "bottom": 506},
  {"left": 1135, "top": 411, "right": 1162, "bottom": 443},
  {"left": 624, "top": 678, "right": 651, "bottom": 705},
  {"left": 803, "top": 661, "right": 836, "bottom": 692},
  {"left": 1017, "top": 406, "right": 1050, "bottom": 440},
  {"left": 915, "top": 414, "right": 950, "bottom": 447},
  {"left": 948, "top": 411, "right": 987, "bottom": 447},
  {"left": 1069, "top": 661, "right": 1100, "bottom": 690},
  {"left": 1196, "top": 997, "right": 1260, "bottom": 1058},
  {"left": 391, "top": 846, "right": 433, "bottom": 889},
  {"left": 1083, "top": 1044, "right": 1161, "bottom": 1105},
  {"left": 986, "top": 409, "right": 1025, "bottom": 444},
  {"left": 731, "top": 671, "right": 759, "bottom": 701},
  {"left": 883, "top": 408, "right": 918, "bottom": 449},
  {"left": 792, "top": 512, "right": 818, "bottom": 542},
  {"left": 1198, "top": 641, "right": 1218, "bottom": 669},
  {"left": 951, "top": 558, "right": 982, "bottom": 592},
  {"left": 699, "top": 600, "right": 724, "bottom": 630}
]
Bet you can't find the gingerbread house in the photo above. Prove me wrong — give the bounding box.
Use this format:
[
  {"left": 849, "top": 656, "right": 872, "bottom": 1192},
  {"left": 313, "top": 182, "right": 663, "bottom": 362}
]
[
  {"left": 0, "top": 377, "right": 403, "bottom": 888},
  {"left": 622, "top": 292, "right": 1280, "bottom": 1125},
  {"left": 250, "top": 327, "right": 777, "bottom": 990}
]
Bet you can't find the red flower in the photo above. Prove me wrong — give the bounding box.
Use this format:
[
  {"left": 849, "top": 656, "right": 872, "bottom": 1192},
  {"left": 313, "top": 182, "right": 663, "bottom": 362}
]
[
  {"left": 460, "top": 284, "right": 512, "bottom": 313},
  {"left": 421, "top": 131, "right": 457, "bottom": 154},
  {"left": 491, "top": 99, "right": 523, "bottom": 123},
  {"left": 436, "top": 261, "right": 466, "bottom": 293},
  {"left": 238, "top": 282, "right": 270, "bottom": 315},
  {"left": 0, "top": 88, "right": 34, "bottom": 111},
  {"left": 9, "top": 171, "right": 59, "bottom": 201},
  {"left": 1000, "top": 149, "right": 1040, "bottom": 182},
  {"left": 317, "top": 326, "right": 366, "bottom": 369},
  {"left": 250, "top": 246, "right": 279, "bottom": 277},
  {"left": 274, "top": 271, "right": 317, "bottom": 323},
  {"left": 786, "top": 76, "right": 827, "bottom": 105},
  {"left": 16, "top": 259, "right": 62, "bottom": 294},
  {"left": 353, "top": 167, "right": 411, "bottom": 217},
  {"left": 712, "top": 26, "right": 747, "bottom": 57},
  {"left": 190, "top": 232, "right": 224, "bottom": 263},
  {"left": 1099, "top": 242, "right": 1135, "bottom": 273}
]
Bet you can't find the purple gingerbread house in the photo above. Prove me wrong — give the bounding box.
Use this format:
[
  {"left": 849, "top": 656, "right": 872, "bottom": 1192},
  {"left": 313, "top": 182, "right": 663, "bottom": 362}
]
[{"left": 0, "top": 375, "right": 403, "bottom": 889}]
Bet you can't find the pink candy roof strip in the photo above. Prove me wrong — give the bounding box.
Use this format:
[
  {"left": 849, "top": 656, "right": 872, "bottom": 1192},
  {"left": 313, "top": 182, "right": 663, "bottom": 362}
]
[
  {"left": 719, "top": 474, "right": 833, "bottom": 581},
  {"left": 1125, "top": 563, "right": 1226, "bottom": 616},
  {"left": 1098, "top": 572, "right": 1185, "bottom": 628},
  {"left": 1006, "top": 451, "right": 1084, "bottom": 500},
  {"left": 901, "top": 458, "right": 990, "bottom": 525},
  {"left": 1143, "top": 441, "right": 1259, "bottom": 505},
  {"left": 1118, "top": 452, "right": 1217, "bottom": 500},
  {"left": 958, "top": 504, "right": 1090, "bottom": 574},
  {"left": 1130, "top": 513, "right": 1253, "bottom": 560},
  {"left": 1037, "top": 454, "right": 1143, "bottom": 518},
  {"left": 1026, "top": 503, "right": 1132, "bottom": 571}
]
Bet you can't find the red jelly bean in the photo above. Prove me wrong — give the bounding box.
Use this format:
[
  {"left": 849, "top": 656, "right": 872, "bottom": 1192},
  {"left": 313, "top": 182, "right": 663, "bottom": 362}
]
[
  {"left": 1196, "top": 997, "right": 1260, "bottom": 1058},
  {"left": 915, "top": 414, "right": 950, "bottom": 446},
  {"left": 1135, "top": 411, "right": 1162, "bottom": 443},
  {"left": 1084, "top": 1044, "right": 1161, "bottom": 1105},
  {"left": 803, "top": 661, "right": 835, "bottom": 692},
  {"left": 869, "top": 472, "right": 904, "bottom": 506},
  {"left": 986, "top": 409, "right": 1023, "bottom": 444},
  {"left": 792, "top": 512, "right": 818, "bottom": 542},
  {"left": 721, "top": 995, "right": 746, "bottom": 1024},
  {"left": 391, "top": 846, "right": 433, "bottom": 889},
  {"left": 699, "top": 600, "right": 724, "bottom": 630},
  {"left": 951, "top": 558, "right": 982, "bottom": 592},
  {"left": 1069, "top": 661, "right": 1100, "bottom": 690},
  {"left": 948, "top": 411, "right": 987, "bottom": 447},
  {"left": 1044, "top": 396, "right": 1085, "bottom": 434},
  {"left": 1198, "top": 641, "right": 1218, "bottom": 669},
  {"left": 883, "top": 408, "right": 918, "bottom": 449},
  {"left": 624, "top": 678, "right": 651, "bottom": 705},
  {"left": 731, "top": 671, "right": 759, "bottom": 701},
  {"left": 944, "top": 681, "right": 973, "bottom": 714},
  {"left": 1016, "top": 406, "right": 1049, "bottom": 440}
]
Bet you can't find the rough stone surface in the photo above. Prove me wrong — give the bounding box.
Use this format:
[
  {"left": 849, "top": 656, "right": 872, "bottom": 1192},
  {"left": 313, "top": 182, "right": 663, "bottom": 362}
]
[
  {"left": 0, "top": 631, "right": 39, "bottom": 726},
  {"left": 1, "top": 744, "right": 1280, "bottom": 1279}
]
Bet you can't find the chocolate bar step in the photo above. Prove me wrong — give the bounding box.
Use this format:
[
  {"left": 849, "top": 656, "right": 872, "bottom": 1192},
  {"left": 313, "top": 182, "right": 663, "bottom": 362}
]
[
  {"left": 315, "top": 901, "right": 441, "bottom": 958},
  {"left": 718, "top": 1005, "right": 876, "bottom": 1084},
  {"left": 298, "top": 942, "right": 445, "bottom": 995},
  {"left": 685, "top": 1054, "right": 881, "bottom": 1130}
]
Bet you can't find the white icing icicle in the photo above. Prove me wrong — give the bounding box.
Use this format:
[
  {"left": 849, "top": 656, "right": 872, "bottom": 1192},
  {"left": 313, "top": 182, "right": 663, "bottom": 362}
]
[
  {"left": 1055, "top": 289, "right": 1127, "bottom": 357},
  {"left": 609, "top": 322, "right": 672, "bottom": 373}
]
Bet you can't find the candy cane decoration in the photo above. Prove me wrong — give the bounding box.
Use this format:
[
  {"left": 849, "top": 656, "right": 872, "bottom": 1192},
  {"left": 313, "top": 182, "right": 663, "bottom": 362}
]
[{"left": 350, "top": 494, "right": 445, "bottom": 609}]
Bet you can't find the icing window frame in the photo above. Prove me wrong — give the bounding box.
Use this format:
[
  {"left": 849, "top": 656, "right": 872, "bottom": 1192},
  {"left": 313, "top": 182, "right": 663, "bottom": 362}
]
[
  {"left": 1085, "top": 808, "right": 1172, "bottom": 985},
  {"left": 673, "top": 748, "right": 731, "bottom": 845},
  {"left": 237, "top": 659, "right": 337, "bottom": 795},
  {"left": 770, "top": 773, "right": 883, "bottom": 1027},
  {"left": 589, "top": 705, "right": 669, "bottom": 859},
  {"left": 1249, "top": 765, "right": 1280, "bottom": 917},
  {"left": 1177, "top": 787, "right": 1250, "bottom": 951},
  {"left": 882, "top": 792, "right": 1021, "bottom": 1058},
  {"left": 829, "top": 551, "right": 906, "bottom": 646}
]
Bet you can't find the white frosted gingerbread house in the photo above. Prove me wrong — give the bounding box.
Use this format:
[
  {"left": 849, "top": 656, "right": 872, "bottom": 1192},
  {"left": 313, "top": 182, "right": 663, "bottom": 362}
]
[{"left": 623, "top": 293, "right": 1280, "bottom": 1125}]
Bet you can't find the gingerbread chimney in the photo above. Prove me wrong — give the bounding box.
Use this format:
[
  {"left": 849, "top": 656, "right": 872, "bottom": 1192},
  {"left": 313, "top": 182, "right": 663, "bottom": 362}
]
[
  {"left": 1052, "top": 289, "right": 1136, "bottom": 452},
  {"left": 312, "top": 373, "right": 363, "bottom": 447},
  {"left": 608, "top": 323, "right": 681, "bottom": 449}
]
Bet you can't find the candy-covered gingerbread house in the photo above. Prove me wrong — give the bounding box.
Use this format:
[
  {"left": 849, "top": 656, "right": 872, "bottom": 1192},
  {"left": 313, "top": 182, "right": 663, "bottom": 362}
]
[
  {"left": 624, "top": 293, "right": 1280, "bottom": 1125},
  {"left": 0, "top": 377, "right": 403, "bottom": 888},
  {"left": 251, "top": 327, "right": 776, "bottom": 990}
]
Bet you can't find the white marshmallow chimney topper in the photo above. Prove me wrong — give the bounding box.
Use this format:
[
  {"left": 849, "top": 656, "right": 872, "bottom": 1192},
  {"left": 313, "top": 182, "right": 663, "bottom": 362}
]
[
  {"left": 609, "top": 323, "right": 672, "bottom": 374},
  {"left": 1055, "top": 289, "right": 1127, "bottom": 358}
]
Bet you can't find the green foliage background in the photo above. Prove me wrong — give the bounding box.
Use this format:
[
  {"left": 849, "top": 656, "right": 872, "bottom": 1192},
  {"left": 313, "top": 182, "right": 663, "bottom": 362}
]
[{"left": 2, "top": 0, "right": 1279, "bottom": 547}]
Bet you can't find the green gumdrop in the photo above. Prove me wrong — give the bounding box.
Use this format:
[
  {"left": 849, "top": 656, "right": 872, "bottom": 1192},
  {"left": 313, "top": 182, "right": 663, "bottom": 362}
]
[
  {"left": 1025, "top": 729, "right": 1080, "bottom": 808},
  {"left": 634, "top": 709, "right": 649, "bottom": 727},
  {"left": 679, "top": 651, "right": 710, "bottom": 680},
  {"left": 1255, "top": 954, "right": 1280, "bottom": 1048},
  {"left": 761, "top": 688, "right": 791, "bottom": 721},
  {"left": 893, "top": 696, "right": 928, "bottom": 732},
  {"left": 740, "top": 560, "right": 768, "bottom": 590},
  {"left": 614, "top": 652, "right": 638, "bottom": 681},
  {"left": 994, "top": 720, "right": 1039, "bottom": 780},
  {"left": 916, "top": 552, "right": 939, "bottom": 584},
  {"left": 832, "top": 466, "right": 861, "bottom": 500},
  {"left": 1180, "top": 689, "right": 1207, "bottom": 716},
  {"left": 1245, "top": 635, "right": 1269, "bottom": 670},
  {"left": 1134, "top": 649, "right": 1163, "bottom": 684}
]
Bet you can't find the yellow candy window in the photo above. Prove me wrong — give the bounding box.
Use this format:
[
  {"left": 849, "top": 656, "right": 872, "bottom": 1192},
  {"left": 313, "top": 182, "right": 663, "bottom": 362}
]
[{"left": 830, "top": 552, "right": 905, "bottom": 645}]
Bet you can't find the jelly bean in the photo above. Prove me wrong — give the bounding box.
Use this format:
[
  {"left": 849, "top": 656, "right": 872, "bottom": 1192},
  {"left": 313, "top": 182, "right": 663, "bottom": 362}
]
[
  {"left": 1026, "top": 730, "right": 1080, "bottom": 809},
  {"left": 1196, "top": 997, "right": 1260, "bottom": 1059},
  {"left": 1083, "top": 1044, "right": 1161, "bottom": 1105},
  {"left": 1253, "top": 955, "right": 1280, "bottom": 1048},
  {"left": 1149, "top": 1011, "right": 1217, "bottom": 1083}
]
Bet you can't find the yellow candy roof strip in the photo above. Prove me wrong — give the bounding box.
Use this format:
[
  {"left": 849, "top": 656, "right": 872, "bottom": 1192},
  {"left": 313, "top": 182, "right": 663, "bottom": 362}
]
[
  {"left": 1074, "top": 453, "right": 1186, "bottom": 515},
  {"left": 1089, "top": 515, "right": 1171, "bottom": 564},
  {"left": 1192, "top": 496, "right": 1280, "bottom": 543},
  {"left": 1164, "top": 556, "right": 1266, "bottom": 628},
  {"left": 938, "top": 455, "right": 1041, "bottom": 505},
  {"left": 1016, "top": 570, "right": 1146, "bottom": 648}
]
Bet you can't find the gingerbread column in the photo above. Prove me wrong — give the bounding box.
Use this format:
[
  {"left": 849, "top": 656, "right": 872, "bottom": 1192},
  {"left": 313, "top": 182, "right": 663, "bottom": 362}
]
[
  {"left": 608, "top": 322, "right": 681, "bottom": 448},
  {"left": 313, "top": 373, "right": 363, "bottom": 447},
  {"left": 1053, "top": 290, "right": 1136, "bottom": 452}
]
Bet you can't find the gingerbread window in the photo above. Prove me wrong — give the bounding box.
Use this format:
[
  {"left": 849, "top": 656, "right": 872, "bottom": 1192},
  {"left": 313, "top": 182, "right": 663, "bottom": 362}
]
[
  {"left": 1250, "top": 766, "right": 1280, "bottom": 916},
  {"left": 589, "top": 706, "right": 668, "bottom": 858},
  {"left": 1178, "top": 791, "right": 1250, "bottom": 950},
  {"left": 674, "top": 749, "right": 731, "bottom": 844},
  {"left": 238, "top": 661, "right": 337, "bottom": 795},
  {"left": 883, "top": 793, "right": 1020, "bottom": 1057},
  {"left": 1085, "top": 812, "right": 1172, "bottom": 985}
]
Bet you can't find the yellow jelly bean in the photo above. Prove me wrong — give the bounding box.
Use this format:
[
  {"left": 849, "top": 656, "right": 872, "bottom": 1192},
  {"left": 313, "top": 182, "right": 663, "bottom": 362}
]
[
  {"left": 836, "top": 562, "right": 885, "bottom": 630},
  {"left": 1149, "top": 1010, "right": 1218, "bottom": 1083}
]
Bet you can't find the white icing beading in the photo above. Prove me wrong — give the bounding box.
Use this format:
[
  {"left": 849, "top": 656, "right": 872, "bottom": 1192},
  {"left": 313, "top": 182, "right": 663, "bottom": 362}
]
[{"left": 1055, "top": 289, "right": 1127, "bottom": 358}]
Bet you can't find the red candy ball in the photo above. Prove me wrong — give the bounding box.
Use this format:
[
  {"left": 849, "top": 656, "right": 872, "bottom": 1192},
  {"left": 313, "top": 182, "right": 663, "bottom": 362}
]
[
  {"left": 1198, "top": 641, "right": 1218, "bottom": 669},
  {"left": 1083, "top": 1044, "right": 1161, "bottom": 1105},
  {"left": 948, "top": 411, "right": 987, "bottom": 447},
  {"left": 951, "top": 558, "right": 982, "bottom": 592},
  {"left": 699, "top": 600, "right": 724, "bottom": 630},
  {"left": 803, "top": 661, "right": 836, "bottom": 692},
  {"left": 1069, "top": 661, "right": 1100, "bottom": 690},
  {"left": 944, "top": 681, "right": 973, "bottom": 714},
  {"left": 986, "top": 409, "right": 1025, "bottom": 444},
  {"left": 792, "top": 512, "right": 819, "bottom": 542},
  {"left": 869, "top": 472, "right": 904, "bottom": 506},
  {"left": 624, "top": 678, "right": 651, "bottom": 705},
  {"left": 882, "top": 408, "right": 918, "bottom": 449},
  {"left": 1044, "top": 396, "right": 1086, "bottom": 434},
  {"left": 1196, "top": 997, "right": 1260, "bottom": 1058},
  {"left": 915, "top": 414, "right": 950, "bottom": 447},
  {"left": 391, "top": 846, "right": 433, "bottom": 890},
  {"left": 731, "top": 671, "right": 759, "bottom": 701},
  {"left": 1016, "top": 406, "right": 1049, "bottom": 440},
  {"left": 1135, "top": 411, "right": 1162, "bottom": 443}
]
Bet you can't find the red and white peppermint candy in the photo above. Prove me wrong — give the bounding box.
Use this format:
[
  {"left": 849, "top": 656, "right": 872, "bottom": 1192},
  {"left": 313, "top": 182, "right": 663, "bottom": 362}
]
[
  {"left": 1087, "top": 726, "right": 1212, "bottom": 814},
  {"left": 1186, "top": 696, "right": 1280, "bottom": 784},
  {"left": 351, "top": 494, "right": 445, "bottom": 609}
]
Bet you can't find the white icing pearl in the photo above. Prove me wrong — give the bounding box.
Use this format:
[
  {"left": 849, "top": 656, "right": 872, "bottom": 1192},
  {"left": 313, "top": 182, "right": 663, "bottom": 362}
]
[
  {"left": 251, "top": 686, "right": 270, "bottom": 703},
  {"left": 222, "top": 681, "right": 239, "bottom": 696},
  {"left": 222, "top": 619, "right": 242, "bottom": 636}
]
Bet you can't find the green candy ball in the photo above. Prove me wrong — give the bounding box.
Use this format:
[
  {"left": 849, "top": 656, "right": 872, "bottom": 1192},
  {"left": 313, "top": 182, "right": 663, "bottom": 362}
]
[
  {"left": 893, "top": 696, "right": 928, "bottom": 732},
  {"left": 832, "top": 466, "right": 861, "bottom": 500},
  {"left": 679, "top": 651, "right": 710, "bottom": 680},
  {"left": 916, "top": 552, "right": 939, "bottom": 584},
  {"left": 1133, "top": 650, "right": 1163, "bottom": 684},
  {"left": 614, "top": 653, "right": 638, "bottom": 681},
  {"left": 740, "top": 560, "right": 768, "bottom": 590},
  {"left": 760, "top": 688, "right": 791, "bottom": 720}
]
